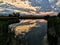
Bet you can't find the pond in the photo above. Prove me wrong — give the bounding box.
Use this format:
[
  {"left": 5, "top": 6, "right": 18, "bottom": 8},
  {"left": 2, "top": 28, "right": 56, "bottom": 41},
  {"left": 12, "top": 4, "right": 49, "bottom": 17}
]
[{"left": 9, "top": 19, "right": 48, "bottom": 45}]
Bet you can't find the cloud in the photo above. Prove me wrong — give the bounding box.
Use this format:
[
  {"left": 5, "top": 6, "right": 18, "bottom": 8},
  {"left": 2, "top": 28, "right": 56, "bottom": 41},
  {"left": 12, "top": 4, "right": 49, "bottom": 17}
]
[
  {"left": 0, "top": 0, "right": 59, "bottom": 16},
  {"left": 29, "top": 0, "right": 53, "bottom": 12}
]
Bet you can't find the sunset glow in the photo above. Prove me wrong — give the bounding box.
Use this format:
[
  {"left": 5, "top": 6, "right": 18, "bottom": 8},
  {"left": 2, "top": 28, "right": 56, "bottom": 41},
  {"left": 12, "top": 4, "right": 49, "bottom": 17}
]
[{"left": 0, "top": 0, "right": 60, "bottom": 16}]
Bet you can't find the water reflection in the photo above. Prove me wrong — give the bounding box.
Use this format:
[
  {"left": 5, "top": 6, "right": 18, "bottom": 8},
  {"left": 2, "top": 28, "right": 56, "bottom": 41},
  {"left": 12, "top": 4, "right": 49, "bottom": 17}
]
[{"left": 9, "top": 19, "right": 47, "bottom": 45}]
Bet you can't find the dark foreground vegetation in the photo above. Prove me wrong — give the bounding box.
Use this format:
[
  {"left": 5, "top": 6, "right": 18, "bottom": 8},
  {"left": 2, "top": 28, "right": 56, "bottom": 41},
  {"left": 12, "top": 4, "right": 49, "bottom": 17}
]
[
  {"left": 0, "top": 12, "right": 60, "bottom": 45},
  {"left": 0, "top": 13, "right": 20, "bottom": 45},
  {"left": 48, "top": 13, "right": 60, "bottom": 37}
]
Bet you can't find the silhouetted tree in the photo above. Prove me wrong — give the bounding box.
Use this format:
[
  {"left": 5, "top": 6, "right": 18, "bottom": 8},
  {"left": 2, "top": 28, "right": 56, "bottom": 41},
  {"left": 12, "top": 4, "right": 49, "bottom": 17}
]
[
  {"left": 58, "top": 13, "right": 60, "bottom": 17},
  {"left": 44, "top": 15, "right": 50, "bottom": 20},
  {"left": 9, "top": 14, "right": 13, "bottom": 17},
  {"left": 8, "top": 12, "right": 20, "bottom": 17}
]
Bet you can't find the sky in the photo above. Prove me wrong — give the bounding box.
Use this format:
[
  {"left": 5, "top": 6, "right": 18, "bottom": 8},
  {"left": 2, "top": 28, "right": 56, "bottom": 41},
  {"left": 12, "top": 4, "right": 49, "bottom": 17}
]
[
  {"left": 29, "top": 0, "right": 59, "bottom": 11},
  {"left": 0, "top": 0, "right": 60, "bottom": 16}
]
